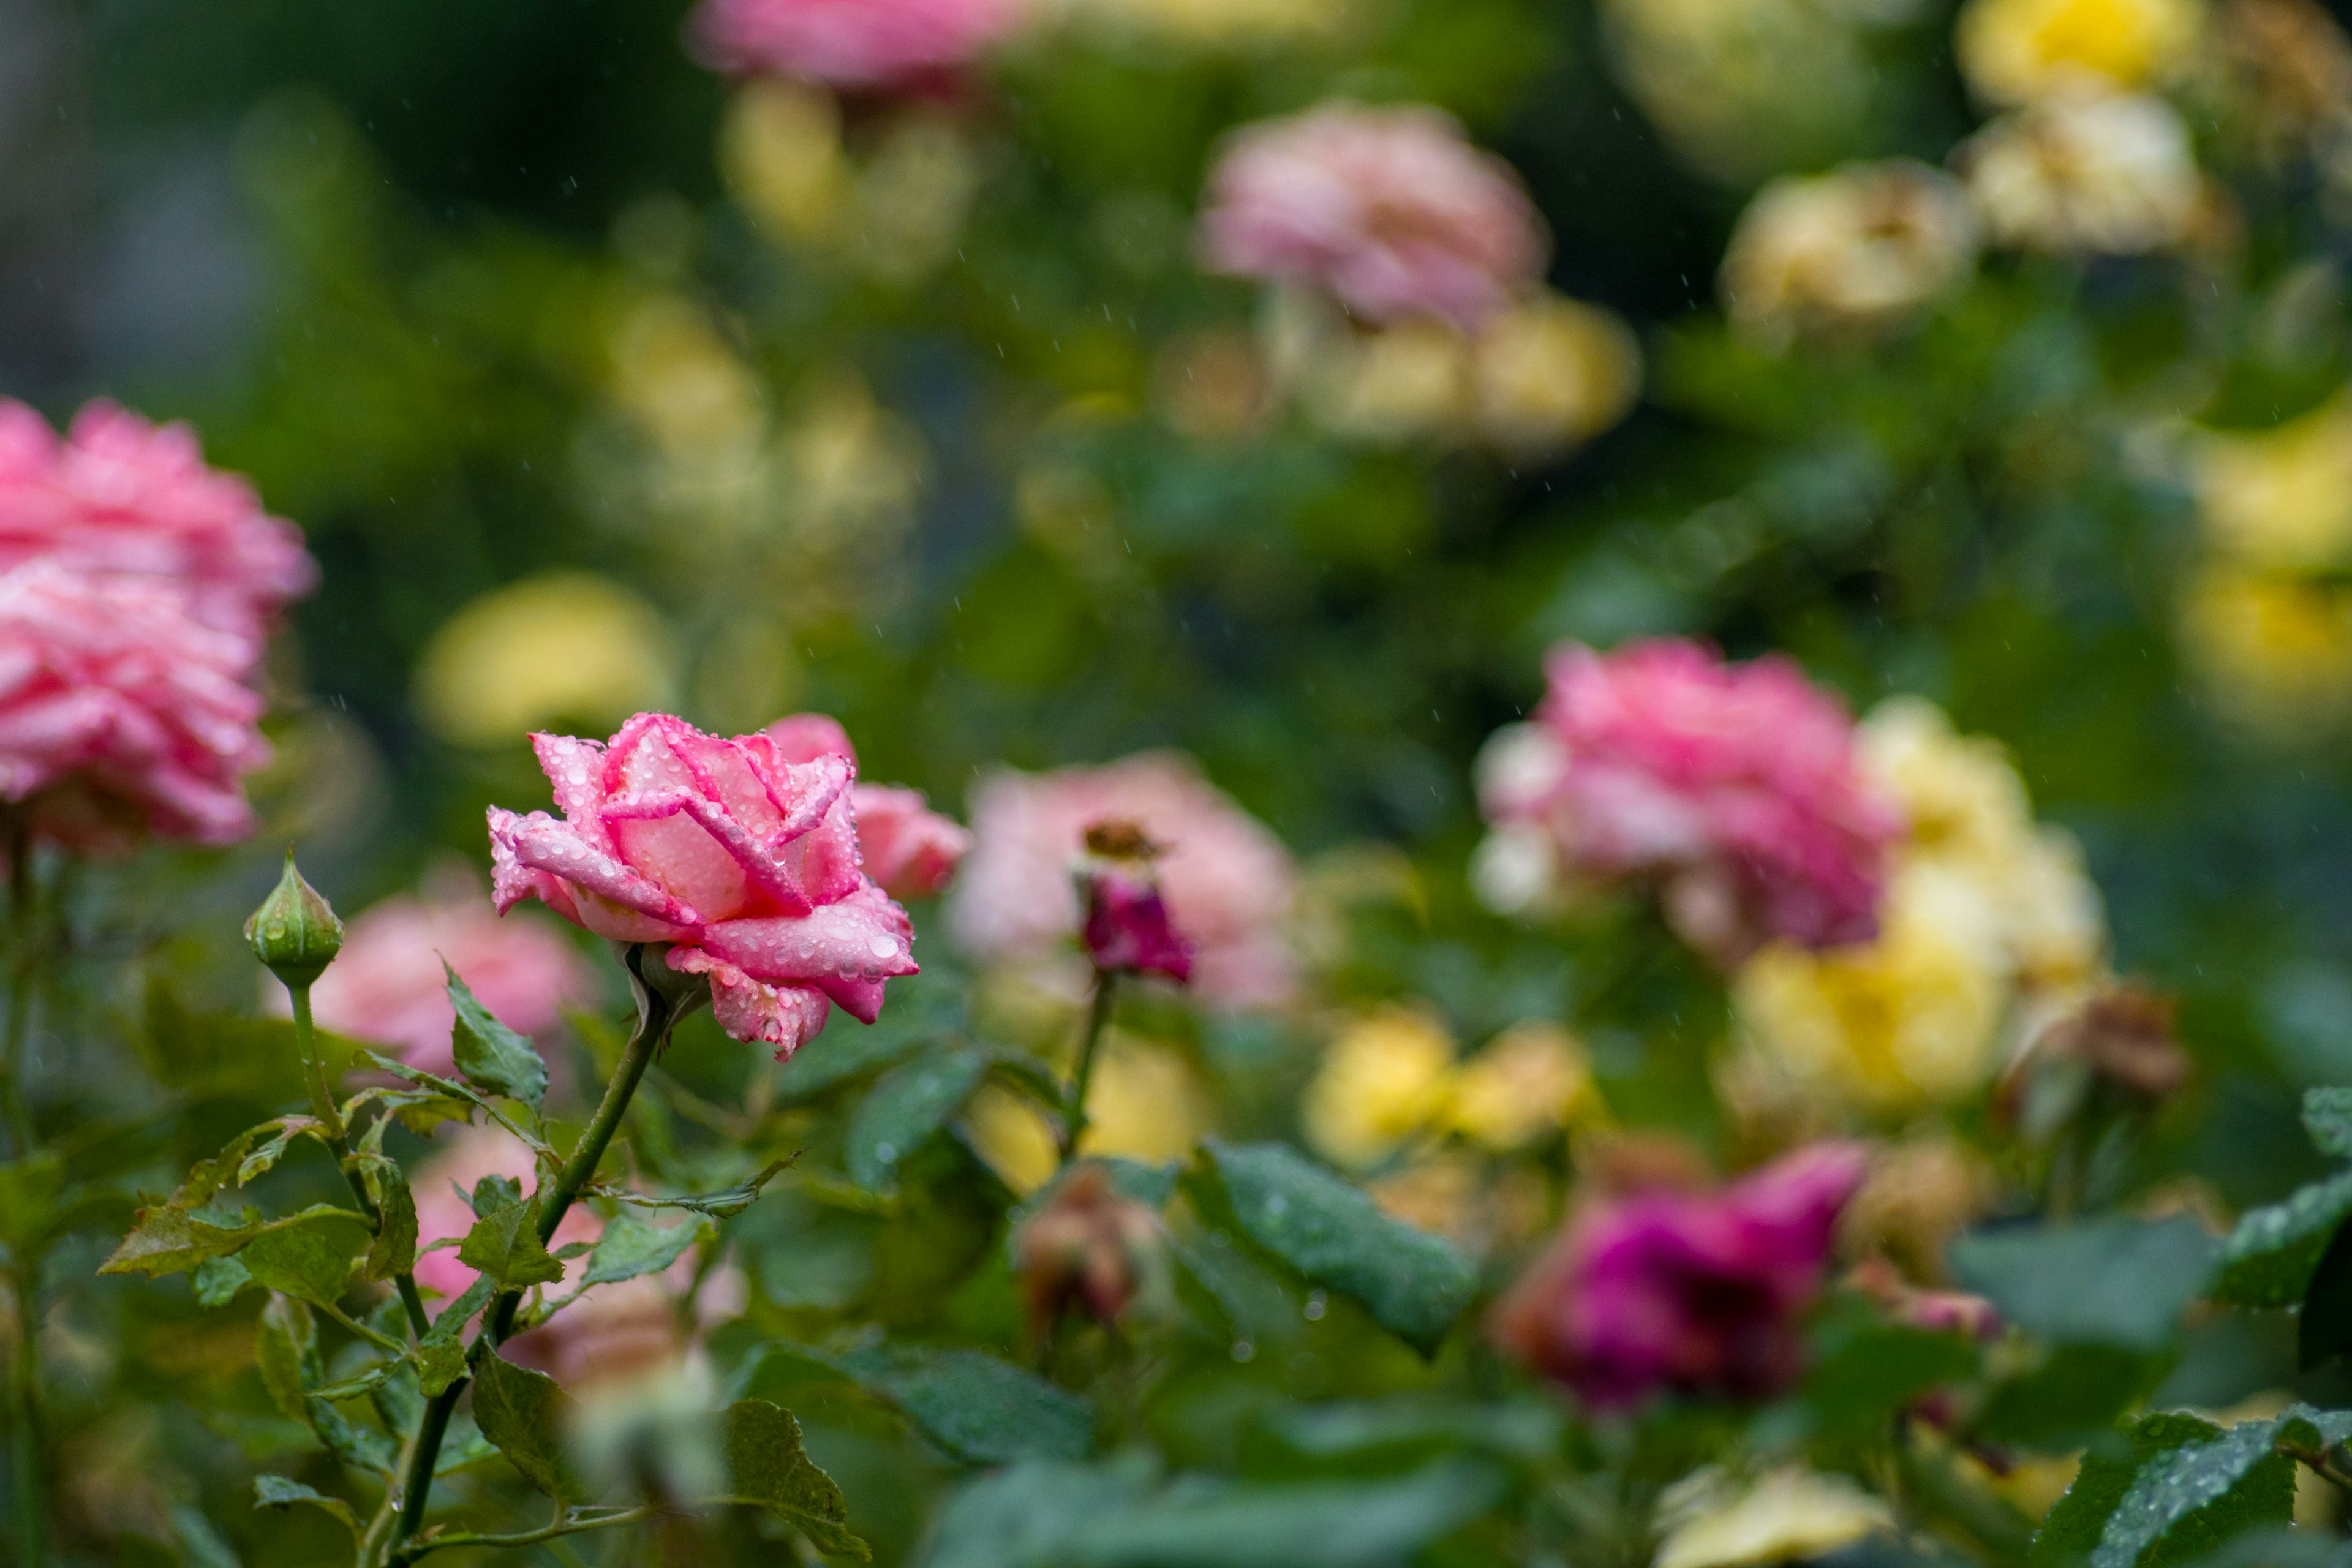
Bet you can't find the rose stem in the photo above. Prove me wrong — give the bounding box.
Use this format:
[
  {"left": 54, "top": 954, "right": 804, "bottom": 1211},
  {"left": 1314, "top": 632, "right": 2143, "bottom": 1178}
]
[{"left": 1060, "top": 968, "right": 1118, "bottom": 1166}]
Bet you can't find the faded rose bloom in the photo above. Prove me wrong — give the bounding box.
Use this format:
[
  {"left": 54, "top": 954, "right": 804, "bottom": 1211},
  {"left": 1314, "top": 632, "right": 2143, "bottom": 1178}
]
[
  {"left": 1490, "top": 1142, "right": 1869, "bottom": 1406},
  {"left": 1997, "top": 982, "right": 2192, "bottom": 1139},
  {"left": 0, "top": 399, "right": 315, "bottom": 639},
  {"left": 763, "top": 712, "right": 971, "bottom": 900},
  {"left": 0, "top": 562, "right": 270, "bottom": 850},
  {"left": 1957, "top": 95, "right": 2201, "bottom": 255},
  {"left": 948, "top": 752, "right": 1297, "bottom": 1009},
  {"left": 1199, "top": 102, "right": 1548, "bottom": 331},
  {"left": 292, "top": 873, "right": 593, "bottom": 1077},
  {"left": 1078, "top": 820, "right": 1193, "bottom": 983},
  {"left": 690, "top": 0, "right": 1028, "bottom": 89},
  {"left": 1720, "top": 161, "right": 1980, "bottom": 349},
  {"left": 1474, "top": 639, "right": 1900, "bottom": 967},
  {"left": 486, "top": 712, "right": 918, "bottom": 1059},
  {"left": 1016, "top": 1164, "right": 1167, "bottom": 1336}
]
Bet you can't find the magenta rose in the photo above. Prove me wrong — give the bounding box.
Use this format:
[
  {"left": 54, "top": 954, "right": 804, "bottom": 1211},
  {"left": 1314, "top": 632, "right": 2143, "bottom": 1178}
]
[
  {"left": 1474, "top": 638, "right": 1899, "bottom": 965},
  {"left": 1198, "top": 102, "right": 1548, "bottom": 332},
  {"left": 0, "top": 399, "right": 315, "bottom": 641},
  {"left": 763, "top": 712, "right": 973, "bottom": 900},
  {"left": 1490, "top": 1142, "right": 1869, "bottom": 1406},
  {"left": 0, "top": 561, "right": 271, "bottom": 850},
  {"left": 486, "top": 712, "right": 918, "bottom": 1058},
  {"left": 689, "top": 0, "right": 1027, "bottom": 89}
]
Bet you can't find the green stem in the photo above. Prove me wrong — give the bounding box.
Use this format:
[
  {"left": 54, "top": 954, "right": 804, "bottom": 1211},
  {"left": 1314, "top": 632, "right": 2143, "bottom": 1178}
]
[
  {"left": 289, "top": 984, "right": 430, "bottom": 1341},
  {"left": 3, "top": 814, "right": 42, "bottom": 1568},
  {"left": 386, "top": 946, "right": 687, "bottom": 1555},
  {"left": 1060, "top": 969, "right": 1117, "bottom": 1165},
  {"left": 9, "top": 1260, "right": 42, "bottom": 1568},
  {"left": 1, "top": 816, "right": 37, "bottom": 1159},
  {"left": 390, "top": 1502, "right": 662, "bottom": 1564}
]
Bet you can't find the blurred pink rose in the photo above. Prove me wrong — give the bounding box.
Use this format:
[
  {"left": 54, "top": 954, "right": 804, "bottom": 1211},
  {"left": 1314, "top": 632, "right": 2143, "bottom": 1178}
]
[
  {"left": 763, "top": 712, "right": 972, "bottom": 900},
  {"left": 293, "top": 876, "right": 592, "bottom": 1077},
  {"left": 1476, "top": 638, "right": 1898, "bottom": 964},
  {"left": 487, "top": 713, "right": 918, "bottom": 1058},
  {"left": 409, "top": 1125, "right": 739, "bottom": 1386},
  {"left": 0, "top": 561, "right": 270, "bottom": 850},
  {"left": 948, "top": 752, "right": 1295, "bottom": 1009},
  {"left": 1490, "top": 1142, "right": 1869, "bottom": 1406},
  {"left": 1199, "top": 102, "right": 1548, "bottom": 332},
  {"left": 689, "top": 0, "right": 1026, "bottom": 89},
  {"left": 0, "top": 399, "right": 315, "bottom": 640}
]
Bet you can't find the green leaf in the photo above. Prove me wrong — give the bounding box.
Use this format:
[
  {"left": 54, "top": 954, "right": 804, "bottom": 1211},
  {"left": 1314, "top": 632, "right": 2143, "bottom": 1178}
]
[
  {"left": 846, "top": 1046, "right": 989, "bottom": 1192},
  {"left": 417, "top": 1276, "right": 494, "bottom": 1396},
  {"left": 0, "top": 1155, "right": 62, "bottom": 1251},
  {"left": 1953, "top": 1217, "right": 2217, "bottom": 1350},
  {"left": 1268, "top": 1400, "right": 1564, "bottom": 1463},
  {"left": 237, "top": 1117, "right": 325, "bottom": 1186},
  {"left": 470, "top": 1350, "right": 580, "bottom": 1500},
  {"left": 363, "top": 1160, "right": 418, "bottom": 1281},
  {"left": 255, "top": 1296, "right": 320, "bottom": 1423},
  {"left": 99, "top": 1202, "right": 370, "bottom": 1280},
  {"left": 2089, "top": 1407, "right": 2352, "bottom": 1568},
  {"left": 1980, "top": 1345, "right": 2173, "bottom": 1450},
  {"left": 778, "top": 1023, "right": 931, "bottom": 1099},
  {"left": 446, "top": 964, "right": 548, "bottom": 1111},
  {"left": 719, "top": 1400, "right": 871, "bottom": 1559},
  {"left": 456, "top": 1198, "right": 564, "bottom": 1290},
  {"left": 252, "top": 1475, "right": 358, "bottom": 1540},
  {"left": 241, "top": 1219, "right": 361, "bottom": 1307},
  {"left": 2304, "top": 1088, "right": 2352, "bottom": 1158},
  {"left": 608, "top": 1159, "right": 794, "bottom": 1220},
  {"left": 831, "top": 1343, "right": 1095, "bottom": 1464},
  {"left": 2211, "top": 1172, "right": 2352, "bottom": 1308},
  {"left": 1798, "top": 1321, "right": 1980, "bottom": 1442},
  {"left": 192, "top": 1255, "right": 252, "bottom": 1308},
  {"left": 584, "top": 1210, "right": 710, "bottom": 1287},
  {"left": 1193, "top": 1140, "right": 1475, "bottom": 1357},
  {"left": 2302, "top": 1219, "right": 2352, "bottom": 1368}
]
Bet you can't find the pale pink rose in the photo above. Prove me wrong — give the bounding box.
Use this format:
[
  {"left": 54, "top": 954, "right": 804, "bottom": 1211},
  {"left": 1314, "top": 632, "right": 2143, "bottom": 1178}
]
[
  {"left": 948, "top": 753, "right": 1296, "bottom": 1009},
  {"left": 486, "top": 713, "right": 918, "bottom": 1058},
  {"left": 0, "top": 561, "right": 269, "bottom": 850},
  {"left": 290, "top": 876, "right": 592, "bottom": 1077},
  {"left": 0, "top": 399, "right": 315, "bottom": 639},
  {"left": 763, "top": 712, "right": 971, "bottom": 900},
  {"left": 1199, "top": 102, "right": 1548, "bottom": 332},
  {"left": 1476, "top": 639, "right": 1899, "bottom": 965},
  {"left": 690, "top": 0, "right": 1027, "bottom": 88}
]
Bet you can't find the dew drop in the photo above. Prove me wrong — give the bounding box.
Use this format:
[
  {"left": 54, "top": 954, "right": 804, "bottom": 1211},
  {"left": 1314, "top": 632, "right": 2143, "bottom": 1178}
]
[
  {"left": 1231, "top": 1340, "right": 1256, "bottom": 1363},
  {"left": 868, "top": 933, "right": 899, "bottom": 960},
  {"left": 1303, "top": 1291, "right": 1327, "bottom": 1322}
]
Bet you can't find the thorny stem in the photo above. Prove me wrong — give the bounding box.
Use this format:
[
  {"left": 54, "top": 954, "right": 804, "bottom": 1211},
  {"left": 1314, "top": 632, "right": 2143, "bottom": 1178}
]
[
  {"left": 1060, "top": 968, "right": 1118, "bottom": 1164},
  {"left": 288, "top": 982, "right": 430, "bottom": 1340},
  {"left": 386, "top": 944, "right": 689, "bottom": 1557}
]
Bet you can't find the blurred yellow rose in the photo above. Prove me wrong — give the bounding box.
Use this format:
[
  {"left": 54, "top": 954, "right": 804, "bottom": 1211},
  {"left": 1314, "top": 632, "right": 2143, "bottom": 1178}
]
[
  {"left": 962, "top": 1083, "right": 1062, "bottom": 1196},
  {"left": 2193, "top": 394, "right": 2352, "bottom": 571},
  {"left": 1469, "top": 293, "right": 1643, "bottom": 456},
  {"left": 1302, "top": 316, "right": 1473, "bottom": 445},
  {"left": 1956, "top": 0, "right": 2201, "bottom": 105},
  {"left": 1654, "top": 1468, "right": 1892, "bottom": 1568},
  {"left": 1601, "top": 0, "right": 1875, "bottom": 186},
  {"left": 2180, "top": 563, "right": 2352, "bottom": 726},
  {"left": 1720, "top": 161, "right": 1980, "bottom": 349},
  {"left": 415, "top": 573, "right": 674, "bottom": 747},
  {"left": 1302, "top": 1004, "right": 1457, "bottom": 1169},
  {"left": 721, "top": 81, "right": 851, "bottom": 243},
  {"left": 1447, "top": 1020, "right": 1599, "bottom": 1152},
  {"left": 720, "top": 83, "right": 976, "bottom": 280},
  {"left": 1080, "top": 1035, "right": 1216, "bottom": 1165},
  {"left": 1959, "top": 95, "right": 2201, "bottom": 255}
]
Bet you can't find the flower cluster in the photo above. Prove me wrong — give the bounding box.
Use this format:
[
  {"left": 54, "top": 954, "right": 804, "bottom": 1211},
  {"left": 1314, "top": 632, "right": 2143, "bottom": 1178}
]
[
  {"left": 1474, "top": 638, "right": 1901, "bottom": 967},
  {"left": 1302, "top": 1005, "right": 1598, "bottom": 1170}
]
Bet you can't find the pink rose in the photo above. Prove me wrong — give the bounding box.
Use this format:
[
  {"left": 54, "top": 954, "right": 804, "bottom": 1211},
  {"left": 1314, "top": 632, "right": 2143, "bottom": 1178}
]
[
  {"left": 762, "top": 712, "right": 972, "bottom": 900},
  {"left": 0, "top": 561, "right": 270, "bottom": 850},
  {"left": 689, "top": 0, "right": 1027, "bottom": 89},
  {"left": 1198, "top": 102, "right": 1548, "bottom": 332},
  {"left": 947, "top": 752, "right": 1296, "bottom": 1010},
  {"left": 0, "top": 399, "right": 315, "bottom": 640},
  {"left": 1475, "top": 638, "right": 1899, "bottom": 965},
  {"left": 486, "top": 713, "right": 918, "bottom": 1058},
  {"left": 1490, "top": 1142, "right": 1869, "bottom": 1406},
  {"left": 1076, "top": 820, "right": 1193, "bottom": 984},
  {"left": 291, "top": 875, "right": 593, "bottom": 1077}
]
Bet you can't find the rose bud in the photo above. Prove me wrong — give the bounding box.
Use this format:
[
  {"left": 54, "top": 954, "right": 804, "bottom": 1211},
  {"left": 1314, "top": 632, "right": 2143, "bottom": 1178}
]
[
  {"left": 1016, "top": 1164, "right": 1167, "bottom": 1337},
  {"left": 1077, "top": 820, "right": 1193, "bottom": 984},
  {"left": 246, "top": 853, "right": 344, "bottom": 989}
]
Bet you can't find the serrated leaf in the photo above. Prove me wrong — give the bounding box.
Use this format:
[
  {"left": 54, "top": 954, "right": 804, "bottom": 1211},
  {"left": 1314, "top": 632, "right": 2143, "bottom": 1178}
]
[
  {"left": 447, "top": 965, "right": 548, "bottom": 1111},
  {"left": 241, "top": 1219, "right": 360, "bottom": 1307},
  {"left": 1953, "top": 1217, "right": 2217, "bottom": 1350},
  {"left": 832, "top": 1343, "right": 1094, "bottom": 1464},
  {"left": 846, "top": 1047, "right": 989, "bottom": 1192},
  {"left": 417, "top": 1275, "right": 494, "bottom": 1396},
  {"left": 470, "top": 1351, "right": 580, "bottom": 1499},
  {"left": 363, "top": 1160, "right": 418, "bottom": 1281},
  {"left": 720, "top": 1400, "right": 870, "bottom": 1559},
  {"left": 2089, "top": 1408, "right": 2352, "bottom": 1568},
  {"left": 456, "top": 1198, "right": 564, "bottom": 1290},
  {"left": 470, "top": 1173, "right": 522, "bottom": 1217},
  {"left": 99, "top": 1202, "right": 370, "bottom": 1280},
  {"left": 252, "top": 1475, "right": 358, "bottom": 1539},
  {"left": 1194, "top": 1140, "right": 1475, "bottom": 1357},
  {"left": 2304, "top": 1089, "right": 2352, "bottom": 1158},
  {"left": 2211, "top": 1172, "right": 2352, "bottom": 1308},
  {"left": 192, "top": 1255, "right": 252, "bottom": 1308},
  {"left": 237, "top": 1117, "right": 323, "bottom": 1186},
  {"left": 584, "top": 1210, "right": 710, "bottom": 1287},
  {"left": 256, "top": 1296, "right": 319, "bottom": 1423}
]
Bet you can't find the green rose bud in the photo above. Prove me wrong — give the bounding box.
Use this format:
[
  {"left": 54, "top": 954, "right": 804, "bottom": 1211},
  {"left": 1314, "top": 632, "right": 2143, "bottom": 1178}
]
[{"left": 245, "top": 853, "right": 344, "bottom": 989}]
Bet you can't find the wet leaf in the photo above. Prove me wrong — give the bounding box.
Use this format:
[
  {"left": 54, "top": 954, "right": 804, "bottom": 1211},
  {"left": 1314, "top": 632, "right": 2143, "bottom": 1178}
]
[
  {"left": 447, "top": 964, "right": 547, "bottom": 1111},
  {"left": 718, "top": 1399, "right": 870, "bottom": 1559}
]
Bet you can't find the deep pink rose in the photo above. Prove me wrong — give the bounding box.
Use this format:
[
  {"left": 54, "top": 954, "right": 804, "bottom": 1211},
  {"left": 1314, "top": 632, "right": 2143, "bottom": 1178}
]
[
  {"left": 689, "top": 0, "right": 1027, "bottom": 88},
  {"left": 486, "top": 712, "right": 918, "bottom": 1058},
  {"left": 0, "top": 399, "right": 315, "bottom": 640},
  {"left": 1490, "top": 1142, "right": 1869, "bottom": 1406},
  {"left": 0, "top": 561, "right": 270, "bottom": 850},
  {"left": 763, "top": 712, "right": 971, "bottom": 900},
  {"left": 1077, "top": 823, "right": 1194, "bottom": 984},
  {"left": 1476, "top": 638, "right": 1899, "bottom": 965},
  {"left": 948, "top": 752, "right": 1296, "bottom": 1010},
  {"left": 292, "top": 877, "right": 593, "bottom": 1076},
  {"left": 1199, "top": 102, "right": 1548, "bottom": 332}
]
